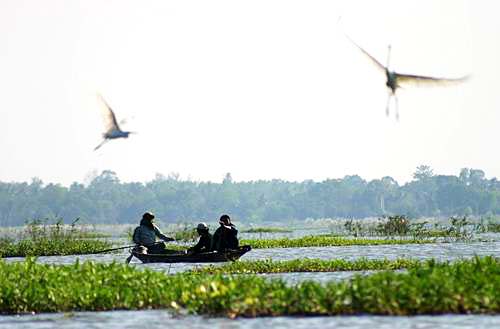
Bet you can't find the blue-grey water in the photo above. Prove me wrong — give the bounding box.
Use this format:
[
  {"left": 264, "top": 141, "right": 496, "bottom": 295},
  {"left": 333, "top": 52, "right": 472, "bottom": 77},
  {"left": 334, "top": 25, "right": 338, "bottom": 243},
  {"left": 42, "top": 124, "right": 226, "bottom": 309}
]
[
  {"left": 2, "top": 232, "right": 500, "bottom": 328},
  {"left": 1, "top": 311, "right": 499, "bottom": 329}
]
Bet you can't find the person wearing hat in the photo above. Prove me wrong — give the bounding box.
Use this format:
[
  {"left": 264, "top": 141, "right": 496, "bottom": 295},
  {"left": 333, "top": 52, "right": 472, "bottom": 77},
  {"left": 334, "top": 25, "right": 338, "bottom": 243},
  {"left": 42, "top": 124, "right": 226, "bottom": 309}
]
[
  {"left": 132, "top": 212, "right": 175, "bottom": 254},
  {"left": 211, "top": 214, "right": 239, "bottom": 252},
  {"left": 187, "top": 222, "right": 213, "bottom": 254}
]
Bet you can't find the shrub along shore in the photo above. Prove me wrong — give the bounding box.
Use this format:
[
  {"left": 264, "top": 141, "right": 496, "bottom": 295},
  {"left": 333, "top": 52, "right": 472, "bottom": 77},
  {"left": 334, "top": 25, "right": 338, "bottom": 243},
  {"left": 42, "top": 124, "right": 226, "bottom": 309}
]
[
  {"left": 0, "top": 257, "right": 498, "bottom": 316},
  {"left": 241, "top": 236, "right": 434, "bottom": 249},
  {"left": 189, "top": 258, "right": 420, "bottom": 274}
]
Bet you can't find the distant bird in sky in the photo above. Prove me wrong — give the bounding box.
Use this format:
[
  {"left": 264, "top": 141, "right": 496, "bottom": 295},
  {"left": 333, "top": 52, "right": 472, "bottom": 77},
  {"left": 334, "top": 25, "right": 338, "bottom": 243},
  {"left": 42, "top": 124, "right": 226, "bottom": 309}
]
[
  {"left": 94, "top": 94, "right": 133, "bottom": 151},
  {"left": 345, "top": 35, "right": 469, "bottom": 120}
]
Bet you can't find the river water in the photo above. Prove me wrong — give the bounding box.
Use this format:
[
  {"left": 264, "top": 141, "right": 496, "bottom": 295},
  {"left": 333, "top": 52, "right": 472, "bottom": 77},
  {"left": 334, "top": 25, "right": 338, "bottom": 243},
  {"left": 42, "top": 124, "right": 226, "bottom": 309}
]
[
  {"left": 1, "top": 311, "right": 500, "bottom": 329},
  {"left": 2, "top": 235, "right": 500, "bottom": 328}
]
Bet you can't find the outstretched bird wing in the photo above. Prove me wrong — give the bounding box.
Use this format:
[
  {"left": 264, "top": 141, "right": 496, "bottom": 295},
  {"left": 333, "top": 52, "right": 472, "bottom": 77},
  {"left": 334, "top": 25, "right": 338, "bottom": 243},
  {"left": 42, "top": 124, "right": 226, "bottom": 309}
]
[
  {"left": 97, "top": 93, "right": 122, "bottom": 132},
  {"left": 344, "top": 34, "right": 386, "bottom": 72},
  {"left": 395, "top": 73, "right": 469, "bottom": 87}
]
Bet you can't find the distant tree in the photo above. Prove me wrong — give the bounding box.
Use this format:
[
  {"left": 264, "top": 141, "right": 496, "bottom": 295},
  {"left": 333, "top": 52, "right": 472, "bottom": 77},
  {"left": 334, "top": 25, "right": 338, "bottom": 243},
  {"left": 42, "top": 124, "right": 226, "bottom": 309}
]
[
  {"left": 469, "top": 169, "right": 486, "bottom": 187},
  {"left": 2, "top": 168, "right": 500, "bottom": 226},
  {"left": 413, "top": 165, "right": 434, "bottom": 181},
  {"left": 223, "top": 172, "right": 233, "bottom": 184}
]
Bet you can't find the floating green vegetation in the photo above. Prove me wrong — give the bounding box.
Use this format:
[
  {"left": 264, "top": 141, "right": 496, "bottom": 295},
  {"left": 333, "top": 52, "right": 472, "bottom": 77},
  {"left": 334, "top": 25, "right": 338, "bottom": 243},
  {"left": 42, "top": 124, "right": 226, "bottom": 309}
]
[
  {"left": 241, "top": 227, "right": 293, "bottom": 233},
  {"left": 0, "top": 257, "right": 498, "bottom": 316},
  {"left": 163, "top": 243, "right": 186, "bottom": 252},
  {"left": 0, "top": 218, "right": 113, "bottom": 257},
  {"left": 0, "top": 238, "right": 112, "bottom": 257},
  {"left": 170, "top": 227, "right": 199, "bottom": 242},
  {"left": 241, "top": 236, "right": 432, "bottom": 249},
  {"left": 189, "top": 258, "right": 420, "bottom": 274}
]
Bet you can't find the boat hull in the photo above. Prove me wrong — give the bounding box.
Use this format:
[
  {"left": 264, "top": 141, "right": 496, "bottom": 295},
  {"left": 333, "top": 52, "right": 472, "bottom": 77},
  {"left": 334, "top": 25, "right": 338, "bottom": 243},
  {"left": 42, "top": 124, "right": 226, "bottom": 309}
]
[{"left": 131, "top": 245, "right": 251, "bottom": 263}]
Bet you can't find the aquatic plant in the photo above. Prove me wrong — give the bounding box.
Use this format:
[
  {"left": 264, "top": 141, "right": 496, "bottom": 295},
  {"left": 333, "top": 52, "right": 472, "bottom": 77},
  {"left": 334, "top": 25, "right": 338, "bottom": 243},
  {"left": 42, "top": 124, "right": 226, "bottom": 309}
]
[
  {"left": 241, "top": 227, "right": 293, "bottom": 233},
  {"left": 444, "top": 216, "right": 473, "bottom": 241},
  {"left": 0, "top": 218, "right": 113, "bottom": 257},
  {"left": 21, "top": 217, "right": 110, "bottom": 240},
  {"left": 486, "top": 221, "right": 500, "bottom": 233},
  {"left": 343, "top": 219, "right": 363, "bottom": 237},
  {"left": 339, "top": 216, "right": 476, "bottom": 241},
  {"left": 0, "top": 238, "right": 112, "bottom": 257},
  {"left": 0, "top": 256, "right": 498, "bottom": 316},
  {"left": 189, "top": 258, "right": 420, "bottom": 274},
  {"left": 375, "top": 215, "right": 411, "bottom": 236},
  {"left": 241, "top": 236, "right": 432, "bottom": 249},
  {"left": 170, "top": 227, "right": 199, "bottom": 242}
]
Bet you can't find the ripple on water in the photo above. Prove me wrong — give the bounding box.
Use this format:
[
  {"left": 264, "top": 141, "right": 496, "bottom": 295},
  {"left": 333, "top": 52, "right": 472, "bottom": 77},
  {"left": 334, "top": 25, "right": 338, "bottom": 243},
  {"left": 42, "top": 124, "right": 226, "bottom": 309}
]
[{"left": 0, "top": 310, "right": 499, "bottom": 329}]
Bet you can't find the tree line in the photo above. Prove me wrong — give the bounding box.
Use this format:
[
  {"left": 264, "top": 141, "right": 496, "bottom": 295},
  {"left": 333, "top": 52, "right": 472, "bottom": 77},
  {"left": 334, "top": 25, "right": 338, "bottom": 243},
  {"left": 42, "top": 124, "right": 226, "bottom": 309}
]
[{"left": 1, "top": 166, "right": 499, "bottom": 226}]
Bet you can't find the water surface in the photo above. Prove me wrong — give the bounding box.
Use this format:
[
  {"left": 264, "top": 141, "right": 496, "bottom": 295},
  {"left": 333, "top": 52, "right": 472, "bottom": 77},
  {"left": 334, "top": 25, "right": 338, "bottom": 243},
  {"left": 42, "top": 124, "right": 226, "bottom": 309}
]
[
  {"left": 1, "top": 310, "right": 499, "bottom": 329},
  {"left": 3, "top": 238, "right": 499, "bottom": 328}
]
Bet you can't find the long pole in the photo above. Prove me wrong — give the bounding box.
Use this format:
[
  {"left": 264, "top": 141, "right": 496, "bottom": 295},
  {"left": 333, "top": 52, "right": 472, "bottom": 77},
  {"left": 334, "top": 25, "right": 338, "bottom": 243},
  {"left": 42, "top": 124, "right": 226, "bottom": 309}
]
[
  {"left": 94, "top": 241, "right": 166, "bottom": 254},
  {"left": 93, "top": 244, "right": 137, "bottom": 254}
]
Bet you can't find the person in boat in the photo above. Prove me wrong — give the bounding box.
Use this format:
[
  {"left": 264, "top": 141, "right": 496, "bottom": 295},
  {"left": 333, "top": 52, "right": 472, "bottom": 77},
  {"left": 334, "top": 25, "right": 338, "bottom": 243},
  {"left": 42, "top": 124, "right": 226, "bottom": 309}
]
[
  {"left": 132, "top": 212, "right": 175, "bottom": 254},
  {"left": 187, "top": 222, "right": 213, "bottom": 254},
  {"left": 211, "top": 214, "right": 239, "bottom": 252}
]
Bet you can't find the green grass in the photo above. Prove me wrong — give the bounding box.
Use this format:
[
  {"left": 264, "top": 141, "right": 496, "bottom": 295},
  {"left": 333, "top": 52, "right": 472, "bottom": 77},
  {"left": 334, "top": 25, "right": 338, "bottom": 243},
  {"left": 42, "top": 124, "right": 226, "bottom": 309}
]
[
  {"left": 189, "top": 258, "right": 420, "bottom": 274},
  {"left": 0, "top": 257, "right": 498, "bottom": 316},
  {"left": 241, "top": 236, "right": 434, "bottom": 249},
  {"left": 241, "top": 227, "right": 293, "bottom": 233}
]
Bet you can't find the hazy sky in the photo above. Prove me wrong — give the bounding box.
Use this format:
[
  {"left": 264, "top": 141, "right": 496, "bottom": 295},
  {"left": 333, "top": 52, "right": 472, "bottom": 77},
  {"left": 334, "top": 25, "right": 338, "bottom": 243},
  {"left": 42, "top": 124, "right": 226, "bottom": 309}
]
[{"left": 1, "top": 0, "right": 498, "bottom": 186}]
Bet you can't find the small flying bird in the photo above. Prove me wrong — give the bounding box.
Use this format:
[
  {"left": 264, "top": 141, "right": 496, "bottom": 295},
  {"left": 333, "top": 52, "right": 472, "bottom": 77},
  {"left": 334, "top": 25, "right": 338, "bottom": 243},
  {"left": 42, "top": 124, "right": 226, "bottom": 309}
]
[
  {"left": 345, "top": 35, "right": 469, "bottom": 120},
  {"left": 94, "top": 94, "right": 134, "bottom": 151}
]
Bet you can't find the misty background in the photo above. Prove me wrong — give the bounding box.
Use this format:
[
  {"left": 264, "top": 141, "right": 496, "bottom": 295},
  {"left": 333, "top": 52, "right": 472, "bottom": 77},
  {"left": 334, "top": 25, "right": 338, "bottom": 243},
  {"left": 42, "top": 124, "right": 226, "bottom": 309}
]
[
  {"left": 1, "top": 1, "right": 499, "bottom": 226},
  {"left": 0, "top": 166, "right": 497, "bottom": 226}
]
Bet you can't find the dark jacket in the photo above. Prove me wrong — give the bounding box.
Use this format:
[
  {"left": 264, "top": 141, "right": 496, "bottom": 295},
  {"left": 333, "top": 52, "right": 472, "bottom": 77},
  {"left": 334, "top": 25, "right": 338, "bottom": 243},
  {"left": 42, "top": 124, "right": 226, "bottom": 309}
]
[
  {"left": 132, "top": 218, "right": 172, "bottom": 246},
  {"left": 211, "top": 224, "right": 238, "bottom": 252},
  {"left": 190, "top": 232, "right": 213, "bottom": 253}
]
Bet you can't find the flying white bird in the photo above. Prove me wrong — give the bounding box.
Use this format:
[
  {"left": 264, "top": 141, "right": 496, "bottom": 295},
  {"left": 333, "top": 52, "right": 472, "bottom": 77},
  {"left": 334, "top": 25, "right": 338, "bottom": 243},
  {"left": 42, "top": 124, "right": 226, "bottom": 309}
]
[
  {"left": 345, "top": 35, "right": 469, "bottom": 120},
  {"left": 94, "top": 94, "right": 134, "bottom": 151}
]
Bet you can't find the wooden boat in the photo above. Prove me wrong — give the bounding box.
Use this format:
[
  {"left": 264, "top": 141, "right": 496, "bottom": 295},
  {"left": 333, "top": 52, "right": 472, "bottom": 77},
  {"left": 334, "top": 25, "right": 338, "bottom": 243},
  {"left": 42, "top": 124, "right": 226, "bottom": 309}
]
[{"left": 130, "top": 245, "right": 252, "bottom": 263}]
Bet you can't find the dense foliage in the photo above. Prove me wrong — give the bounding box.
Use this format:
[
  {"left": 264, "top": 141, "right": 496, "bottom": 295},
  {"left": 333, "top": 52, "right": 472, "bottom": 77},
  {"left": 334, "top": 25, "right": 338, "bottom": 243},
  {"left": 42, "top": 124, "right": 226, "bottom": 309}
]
[
  {"left": 0, "top": 257, "right": 498, "bottom": 316},
  {"left": 189, "top": 258, "right": 420, "bottom": 274},
  {"left": 241, "top": 236, "right": 432, "bottom": 249},
  {"left": 1, "top": 166, "right": 500, "bottom": 225}
]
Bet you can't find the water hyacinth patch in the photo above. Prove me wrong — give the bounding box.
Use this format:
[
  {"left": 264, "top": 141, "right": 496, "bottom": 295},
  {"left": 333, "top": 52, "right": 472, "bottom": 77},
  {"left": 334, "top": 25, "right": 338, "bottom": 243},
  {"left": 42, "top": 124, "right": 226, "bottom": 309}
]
[
  {"left": 0, "top": 257, "right": 498, "bottom": 316},
  {"left": 189, "top": 258, "right": 420, "bottom": 274},
  {"left": 241, "top": 236, "right": 433, "bottom": 249},
  {"left": 241, "top": 227, "right": 293, "bottom": 233},
  {"left": 0, "top": 238, "right": 112, "bottom": 257},
  {"left": 0, "top": 218, "right": 113, "bottom": 257}
]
